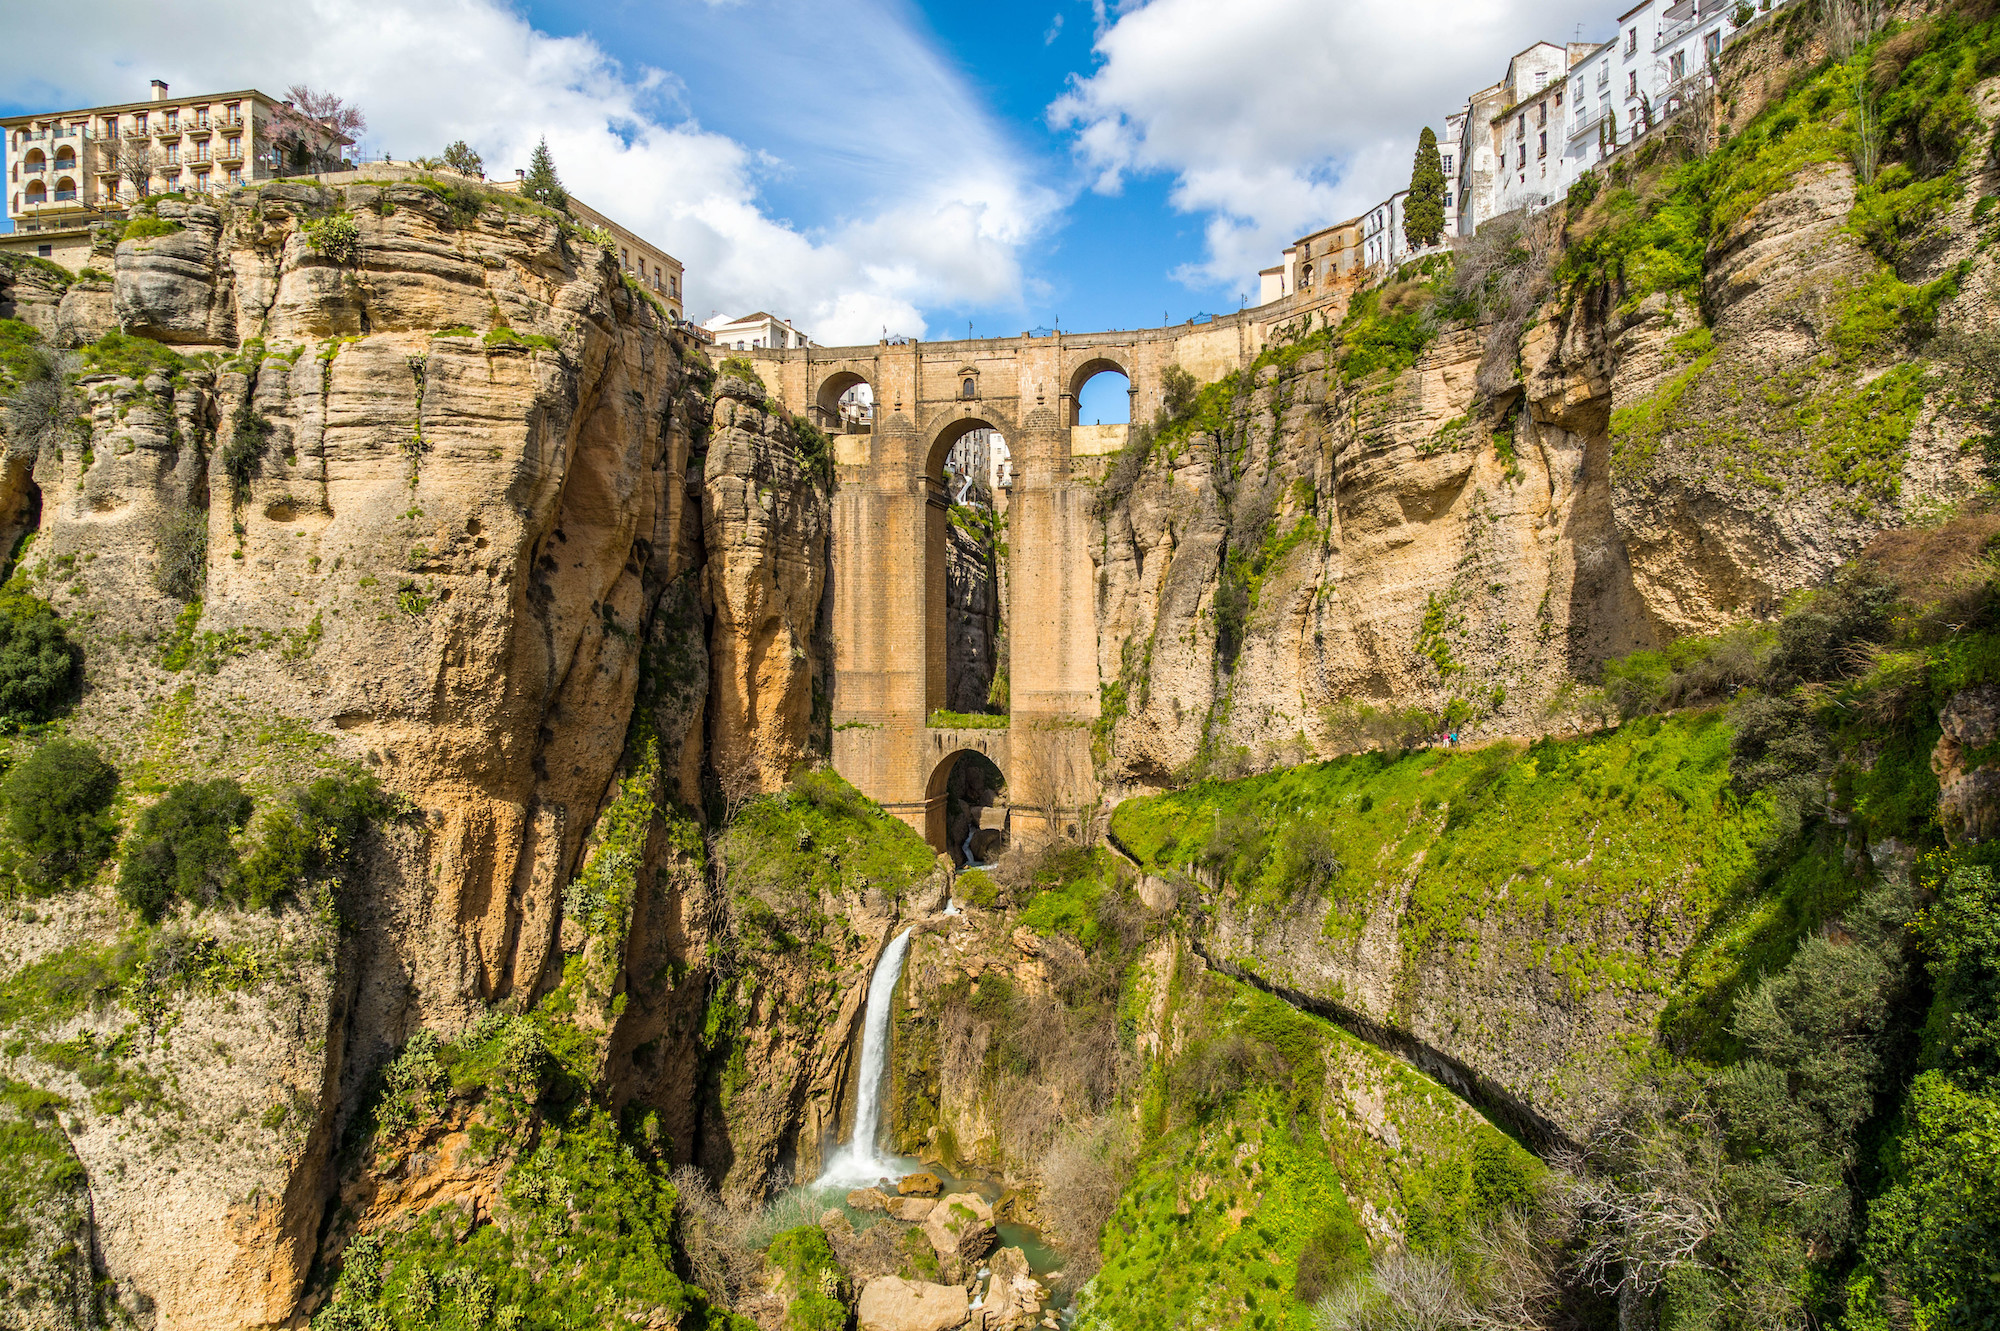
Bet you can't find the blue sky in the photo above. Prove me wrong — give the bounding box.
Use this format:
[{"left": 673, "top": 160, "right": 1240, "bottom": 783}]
[{"left": 2, "top": 0, "right": 1619, "bottom": 348}]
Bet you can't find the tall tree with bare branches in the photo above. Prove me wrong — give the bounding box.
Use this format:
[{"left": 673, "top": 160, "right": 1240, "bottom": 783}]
[{"left": 269, "top": 85, "right": 365, "bottom": 175}]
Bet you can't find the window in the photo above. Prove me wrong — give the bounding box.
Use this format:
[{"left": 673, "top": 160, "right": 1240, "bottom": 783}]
[
  {"left": 1444, "top": 191, "right": 1454, "bottom": 209},
  {"left": 103, "top": 116, "right": 118, "bottom": 137},
  {"left": 1518, "top": 144, "right": 1527, "bottom": 167},
  {"left": 1535, "top": 71, "right": 1548, "bottom": 88},
  {"left": 1670, "top": 51, "right": 1685, "bottom": 80},
  {"left": 1628, "top": 71, "right": 1638, "bottom": 96},
  {"left": 1518, "top": 113, "right": 1527, "bottom": 137},
  {"left": 37, "top": 245, "right": 51, "bottom": 258},
  {"left": 1625, "top": 27, "right": 1637, "bottom": 54},
  {"left": 670, "top": 276, "right": 678, "bottom": 297},
  {"left": 228, "top": 168, "right": 242, "bottom": 187},
  {"left": 1442, "top": 153, "right": 1453, "bottom": 175},
  {"left": 620, "top": 247, "right": 629, "bottom": 268},
  {"left": 165, "top": 111, "right": 178, "bottom": 132},
  {"left": 1538, "top": 131, "right": 1547, "bottom": 157},
  {"left": 1705, "top": 31, "right": 1721, "bottom": 59},
  {"left": 134, "top": 113, "right": 147, "bottom": 134},
  {"left": 166, "top": 145, "right": 179, "bottom": 164},
  {"left": 1538, "top": 102, "right": 1547, "bottom": 126}
]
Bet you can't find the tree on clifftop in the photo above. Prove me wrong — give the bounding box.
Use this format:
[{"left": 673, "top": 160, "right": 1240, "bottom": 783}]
[
  {"left": 1404, "top": 127, "right": 1447, "bottom": 250},
  {"left": 523, "top": 138, "right": 568, "bottom": 214}
]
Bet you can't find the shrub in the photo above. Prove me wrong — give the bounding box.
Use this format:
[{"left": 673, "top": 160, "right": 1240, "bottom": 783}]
[
  {"left": 765, "top": 1226, "right": 847, "bottom": 1331},
  {"left": 957, "top": 868, "right": 999, "bottom": 908},
  {"left": 116, "top": 778, "right": 252, "bottom": 922},
  {"left": 301, "top": 211, "right": 361, "bottom": 264},
  {"left": 119, "top": 215, "right": 182, "bottom": 242},
  {"left": 219, "top": 407, "right": 271, "bottom": 501},
  {"left": 2, "top": 739, "right": 117, "bottom": 893},
  {"left": 2, "top": 344, "right": 83, "bottom": 458},
  {"left": 154, "top": 505, "right": 209, "bottom": 602},
  {"left": 0, "top": 592, "right": 80, "bottom": 726},
  {"left": 232, "top": 774, "right": 394, "bottom": 909}
]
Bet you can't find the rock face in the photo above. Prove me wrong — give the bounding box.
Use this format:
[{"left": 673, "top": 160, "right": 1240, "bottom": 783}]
[
  {"left": 857, "top": 1277, "right": 970, "bottom": 1331},
  {"left": 1935, "top": 684, "right": 2000, "bottom": 843},
  {"left": 976, "top": 1246, "right": 1044, "bottom": 1330},
  {"left": 0, "top": 181, "right": 835, "bottom": 1328},
  {"left": 922, "top": 1192, "right": 997, "bottom": 1278}
]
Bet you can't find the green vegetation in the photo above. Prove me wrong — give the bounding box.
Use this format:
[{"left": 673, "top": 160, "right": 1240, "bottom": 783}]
[
  {"left": 300, "top": 211, "right": 360, "bottom": 263},
  {"left": 116, "top": 778, "right": 252, "bottom": 922},
  {"left": 521, "top": 137, "right": 568, "bottom": 214},
  {"left": 1403, "top": 126, "right": 1447, "bottom": 250},
  {"left": 723, "top": 768, "right": 936, "bottom": 915},
  {"left": 926, "top": 708, "right": 1006, "bottom": 729},
  {"left": 765, "top": 1226, "right": 848, "bottom": 1330},
  {"left": 234, "top": 774, "right": 397, "bottom": 910},
  {"left": 0, "top": 590, "right": 79, "bottom": 726},
  {"left": 0, "top": 739, "right": 118, "bottom": 895},
  {"left": 118, "top": 215, "right": 183, "bottom": 242},
  {"left": 76, "top": 331, "right": 184, "bottom": 383},
  {"left": 482, "top": 326, "right": 558, "bottom": 352}
]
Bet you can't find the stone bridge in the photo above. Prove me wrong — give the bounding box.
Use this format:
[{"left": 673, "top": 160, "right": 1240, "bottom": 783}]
[{"left": 745, "top": 308, "right": 1310, "bottom": 851}]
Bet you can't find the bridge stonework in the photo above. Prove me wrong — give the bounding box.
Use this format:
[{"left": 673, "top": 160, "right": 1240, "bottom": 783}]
[{"left": 746, "top": 310, "right": 1309, "bottom": 849}]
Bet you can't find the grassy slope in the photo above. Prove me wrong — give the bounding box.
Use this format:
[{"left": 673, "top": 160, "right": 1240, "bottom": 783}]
[{"left": 1112, "top": 714, "right": 1774, "bottom": 1011}]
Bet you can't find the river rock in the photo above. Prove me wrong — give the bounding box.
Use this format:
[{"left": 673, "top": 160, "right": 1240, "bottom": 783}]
[
  {"left": 887, "top": 1195, "right": 936, "bottom": 1222},
  {"left": 849, "top": 1188, "right": 890, "bottom": 1212},
  {"left": 975, "top": 1246, "right": 1043, "bottom": 1329},
  {"left": 857, "top": 1276, "right": 970, "bottom": 1331},
  {"left": 898, "top": 1171, "right": 942, "bottom": 1196},
  {"left": 923, "top": 1193, "right": 996, "bottom": 1272}
]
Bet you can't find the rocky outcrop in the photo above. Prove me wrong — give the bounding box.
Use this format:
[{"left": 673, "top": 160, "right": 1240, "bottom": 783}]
[
  {"left": 0, "top": 179, "right": 833, "bottom": 1328},
  {"left": 1935, "top": 684, "right": 2000, "bottom": 842}
]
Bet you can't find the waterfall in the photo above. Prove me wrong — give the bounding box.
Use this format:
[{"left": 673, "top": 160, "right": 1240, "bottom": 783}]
[{"left": 816, "top": 927, "right": 915, "bottom": 1187}]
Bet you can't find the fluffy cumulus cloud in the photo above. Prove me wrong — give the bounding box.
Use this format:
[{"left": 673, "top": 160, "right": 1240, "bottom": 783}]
[
  {"left": 1051, "top": 0, "right": 1614, "bottom": 290},
  {"left": 1, "top": 0, "right": 1057, "bottom": 344}
]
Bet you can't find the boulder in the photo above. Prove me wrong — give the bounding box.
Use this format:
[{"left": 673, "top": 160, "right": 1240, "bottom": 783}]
[
  {"left": 886, "top": 1195, "right": 936, "bottom": 1222},
  {"left": 857, "top": 1277, "right": 969, "bottom": 1331},
  {"left": 923, "top": 1193, "right": 996, "bottom": 1273},
  {"left": 897, "top": 1171, "right": 942, "bottom": 1196},
  {"left": 975, "top": 1247, "right": 1043, "bottom": 1329},
  {"left": 848, "top": 1188, "right": 890, "bottom": 1212}
]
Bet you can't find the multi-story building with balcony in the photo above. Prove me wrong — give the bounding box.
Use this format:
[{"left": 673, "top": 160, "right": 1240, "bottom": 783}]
[{"left": 2, "top": 80, "right": 350, "bottom": 272}]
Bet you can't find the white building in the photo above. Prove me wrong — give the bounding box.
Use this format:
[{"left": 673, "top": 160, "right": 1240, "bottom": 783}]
[
  {"left": 706, "top": 311, "right": 813, "bottom": 351},
  {"left": 1361, "top": 190, "right": 1409, "bottom": 270},
  {"left": 1454, "top": 42, "right": 1576, "bottom": 236}
]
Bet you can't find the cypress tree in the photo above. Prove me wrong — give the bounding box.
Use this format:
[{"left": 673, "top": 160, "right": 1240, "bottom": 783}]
[
  {"left": 1404, "top": 127, "right": 1447, "bottom": 250},
  {"left": 523, "top": 137, "right": 568, "bottom": 213}
]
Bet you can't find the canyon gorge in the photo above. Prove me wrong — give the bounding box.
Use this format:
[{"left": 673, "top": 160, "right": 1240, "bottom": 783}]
[{"left": 4, "top": 2, "right": 2000, "bottom": 1329}]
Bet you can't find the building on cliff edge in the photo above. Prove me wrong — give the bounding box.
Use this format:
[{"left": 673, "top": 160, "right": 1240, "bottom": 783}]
[
  {"left": 707, "top": 311, "right": 815, "bottom": 351},
  {"left": 3, "top": 80, "right": 351, "bottom": 272}
]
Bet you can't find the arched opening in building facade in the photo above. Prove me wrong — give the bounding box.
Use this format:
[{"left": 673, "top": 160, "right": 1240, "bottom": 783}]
[
  {"left": 1070, "top": 357, "right": 1133, "bottom": 427},
  {"left": 814, "top": 370, "right": 872, "bottom": 435},
  {"left": 925, "top": 748, "right": 1009, "bottom": 863}
]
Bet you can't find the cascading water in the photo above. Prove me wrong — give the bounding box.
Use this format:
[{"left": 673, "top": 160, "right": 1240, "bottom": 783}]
[{"left": 816, "top": 927, "right": 915, "bottom": 1187}]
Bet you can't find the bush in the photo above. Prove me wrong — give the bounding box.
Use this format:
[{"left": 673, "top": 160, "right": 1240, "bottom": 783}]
[
  {"left": 300, "top": 211, "right": 360, "bottom": 264},
  {"left": 154, "top": 505, "right": 209, "bottom": 602},
  {"left": 765, "top": 1226, "right": 847, "bottom": 1331},
  {"left": 0, "top": 592, "right": 80, "bottom": 726},
  {"left": 219, "top": 407, "right": 271, "bottom": 501},
  {"left": 232, "top": 774, "right": 394, "bottom": 909},
  {"left": 2, "top": 344, "right": 82, "bottom": 457},
  {"left": 119, "top": 215, "right": 182, "bottom": 242},
  {"left": 2, "top": 739, "right": 117, "bottom": 893},
  {"left": 116, "top": 778, "right": 252, "bottom": 922}
]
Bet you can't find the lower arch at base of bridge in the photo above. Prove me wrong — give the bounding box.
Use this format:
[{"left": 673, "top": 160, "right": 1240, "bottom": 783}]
[{"left": 834, "top": 721, "right": 1097, "bottom": 856}]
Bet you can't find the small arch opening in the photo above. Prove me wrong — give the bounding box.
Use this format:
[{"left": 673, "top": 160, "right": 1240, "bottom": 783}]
[
  {"left": 926, "top": 748, "right": 1009, "bottom": 865},
  {"left": 1069, "top": 357, "right": 1132, "bottom": 427},
  {"left": 814, "top": 371, "right": 872, "bottom": 434}
]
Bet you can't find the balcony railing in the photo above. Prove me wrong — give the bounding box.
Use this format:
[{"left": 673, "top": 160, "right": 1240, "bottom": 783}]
[
  {"left": 53, "top": 190, "right": 78, "bottom": 202},
  {"left": 20, "top": 163, "right": 44, "bottom": 175}
]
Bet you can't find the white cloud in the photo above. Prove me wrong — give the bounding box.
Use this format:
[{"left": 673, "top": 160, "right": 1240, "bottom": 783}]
[
  {"left": 1051, "top": 0, "right": 1614, "bottom": 290},
  {"left": 3, "top": 0, "right": 1058, "bottom": 345}
]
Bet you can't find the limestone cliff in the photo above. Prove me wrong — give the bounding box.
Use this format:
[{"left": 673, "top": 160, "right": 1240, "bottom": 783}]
[{"left": 0, "top": 178, "right": 834, "bottom": 1329}]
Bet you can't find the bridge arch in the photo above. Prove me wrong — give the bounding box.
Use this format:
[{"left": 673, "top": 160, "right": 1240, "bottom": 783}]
[
  {"left": 924, "top": 743, "right": 1009, "bottom": 861},
  {"left": 813, "top": 368, "right": 871, "bottom": 433},
  {"left": 924, "top": 410, "right": 1016, "bottom": 481},
  {"left": 1067, "top": 355, "right": 1135, "bottom": 426}
]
